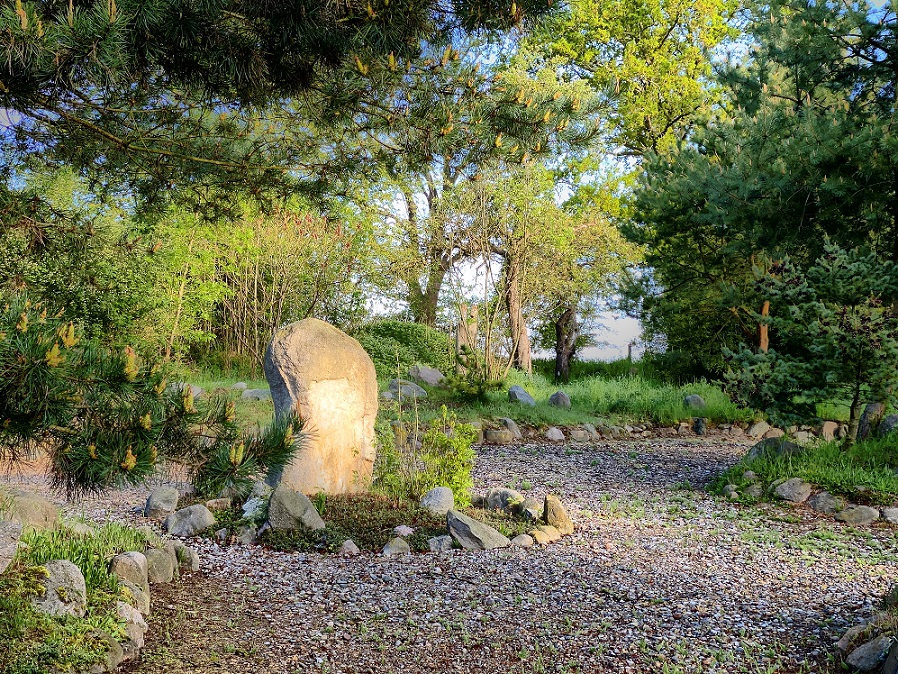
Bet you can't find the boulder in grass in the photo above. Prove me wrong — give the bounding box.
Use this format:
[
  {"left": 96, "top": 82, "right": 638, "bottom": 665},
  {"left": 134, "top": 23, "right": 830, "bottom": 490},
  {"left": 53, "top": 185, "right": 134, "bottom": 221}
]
[
  {"left": 858, "top": 402, "right": 886, "bottom": 441},
  {"left": 231, "top": 381, "right": 248, "bottom": 391},
  {"left": 744, "top": 437, "right": 803, "bottom": 462},
  {"left": 144, "top": 486, "right": 180, "bottom": 519},
  {"left": 31, "top": 560, "right": 87, "bottom": 618},
  {"left": 267, "top": 485, "right": 325, "bottom": 531},
  {"left": 508, "top": 385, "right": 536, "bottom": 407},
  {"left": 485, "top": 488, "right": 524, "bottom": 514},
  {"left": 388, "top": 378, "right": 428, "bottom": 399},
  {"left": 835, "top": 505, "right": 880, "bottom": 526},
  {"left": 774, "top": 478, "right": 812, "bottom": 503},
  {"left": 164, "top": 504, "right": 216, "bottom": 537},
  {"left": 846, "top": 635, "right": 892, "bottom": 673},
  {"left": 382, "top": 537, "right": 411, "bottom": 557},
  {"left": 0, "top": 488, "right": 59, "bottom": 531},
  {"left": 548, "top": 391, "right": 571, "bottom": 409},
  {"left": 0, "top": 520, "right": 22, "bottom": 574},
  {"left": 241, "top": 388, "right": 272, "bottom": 401},
  {"left": 420, "top": 487, "right": 454, "bottom": 517},
  {"left": 447, "top": 510, "right": 510, "bottom": 550},
  {"left": 408, "top": 365, "right": 445, "bottom": 387},
  {"left": 808, "top": 491, "right": 843, "bottom": 515},
  {"left": 110, "top": 552, "right": 149, "bottom": 594},
  {"left": 544, "top": 495, "right": 574, "bottom": 535},
  {"left": 878, "top": 414, "right": 898, "bottom": 438},
  {"left": 145, "top": 548, "right": 175, "bottom": 584},
  {"left": 684, "top": 394, "right": 706, "bottom": 410}
]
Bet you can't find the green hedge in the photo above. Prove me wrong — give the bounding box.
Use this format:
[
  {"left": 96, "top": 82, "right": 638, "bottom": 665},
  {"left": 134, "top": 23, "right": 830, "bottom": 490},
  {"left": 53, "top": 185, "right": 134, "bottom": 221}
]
[{"left": 354, "top": 320, "right": 453, "bottom": 378}]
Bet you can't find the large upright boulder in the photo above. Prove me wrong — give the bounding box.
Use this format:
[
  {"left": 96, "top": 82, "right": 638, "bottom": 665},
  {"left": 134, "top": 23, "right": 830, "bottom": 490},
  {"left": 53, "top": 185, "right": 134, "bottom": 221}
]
[{"left": 264, "top": 318, "right": 378, "bottom": 494}]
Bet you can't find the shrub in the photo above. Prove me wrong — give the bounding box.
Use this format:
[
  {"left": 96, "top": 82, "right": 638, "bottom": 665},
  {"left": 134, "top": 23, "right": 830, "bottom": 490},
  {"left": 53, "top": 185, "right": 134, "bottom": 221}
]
[{"left": 354, "top": 320, "right": 453, "bottom": 377}]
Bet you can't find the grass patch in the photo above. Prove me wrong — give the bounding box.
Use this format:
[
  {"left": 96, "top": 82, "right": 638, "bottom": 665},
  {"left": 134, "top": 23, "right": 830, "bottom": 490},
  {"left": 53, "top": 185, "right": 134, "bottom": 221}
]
[
  {"left": 716, "top": 437, "right": 898, "bottom": 505},
  {"left": 2, "top": 522, "right": 157, "bottom": 674}
]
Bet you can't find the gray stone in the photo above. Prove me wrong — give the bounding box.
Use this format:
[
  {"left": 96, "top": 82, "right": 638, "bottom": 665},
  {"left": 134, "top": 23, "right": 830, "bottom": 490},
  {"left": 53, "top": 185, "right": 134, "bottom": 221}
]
[
  {"left": 447, "top": 510, "right": 510, "bottom": 550},
  {"left": 0, "top": 520, "right": 22, "bottom": 574},
  {"left": 484, "top": 428, "right": 515, "bottom": 444},
  {"left": 582, "top": 424, "right": 601, "bottom": 441},
  {"left": 878, "top": 414, "right": 898, "bottom": 438},
  {"left": 684, "top": 394, "right": 706, "bottom": 410},
  {"left": 117, "top": 600, "right": 148, "bottom": 660},
  {"left": 545, "top": 426, "right": 565, "bottom": 442},
  {"left": 568, "top": 428, "right": 590, "bottom": 442},
  {"left": 388, "top": 378, "right": 428, "bottom": 399},
  {"left": 692, "top": 417, "right": 707, "bottom": 436},
  {"left": 428, "top": 535, "right": 454, "bottom": 553},
  {"left": 32, "top": 559, "right": 87, "bottom": 617},
  {"left": 510, "top": 534, "right": 534, "bottom": 548},
  {"left": 118, "top": 579, "right": 150, "bottom": 615},
  {"left": 746, "top": 421, "right": 770, "bottom": 438},
  {"left": 145, "top": 548, "right": 175, "bottom": 584},
  {"left": 742, "top": 470, "right": 758, "bottom": 482},
  {"left": 420, "top": 487, "right": 455, "bottom": 516},
  {"left": 548, "top": 391, "right": 571, "bottom": 409},
  {"left": 64, "top": 521, "right": 97, "bottom": 537},
  {"left": 267, "top": 485, "right": 325, "bottom": 531},
  {"left": 265, "top": 318, "right": 378, "bottom": 494},
  {"left": 882, "top": 507, "right": 898, "bottom": 524},
  {"left": 859, "top": 402, "right": 886, "bottom": 441},
  {"left": 241, "top": 388, "right": 271, "bottom": 401},
  {"left": 382, "top": 537, "right": 411, "bottom": 556},
  {"left": 744, "top": 437, "right": 803, "bottom": 462},
  {"left": 174, "top": 545, "right": 200, "bottom": 571},
  {"left": 793, "top": 430, "right": 813, "bottom": 444},
  {"left": 508, "top": 385, "right": 536, "bottom": 407},
  {"left": 90, "top": 629, "right": 125, "bottom": 673},
  {"left": 339, "top": 539, "right": 360, "bottom": 555},
  {"left": 0, "top": 487, "right": 59, "bottom": 530},
  {"left": 110, "top": 552, "right": 149, "bottom": 593},
  {"left": 214, "top": 528, "right": 228, "bottom": 542},
  {"left": 808, "top": 491, "right": 843, "bottom": 515},
  {"left": 521, "top": 497, "right": 543, "bottom": 521},
  {"left": 164, "top": 504, "right": 216, "bottom": 537},
  {"left": 485, "top": 488, "right": 525, "bottom": 514},
  {"left": 744, "top": 484, "right": 763, "bottom": 499},
  {"left": 381, "top": 390, "right": 396, "bottom": 401},
  {"left": 774, "top": 478, "right": 812, "bottom": 503},
  {"left": 722, "top": 484, "right": 738, "bottom": 498},
  {"left": 836, "top": 505, "right": 880, "bottom": 526},
  {"left": 231, "top": 381, "right": 248, "bottom": 390},
  {"left": 884, "top": 640, "right": 898, "bottom": 674},
  {"left": 241, "top": 496, "right": 266, "bottom": 521},
  {"left": 393, "top": 524, "right": 414, "bottom": 537},
  {"left": 498, "top": 417, "right": 523, "bottom": 440},
  {"left": 408, "top": 365, "right": 445, "bottom": 387},
  {"left": 544, "top": 495, "right": 574, "bottom": 535},
  {"left": 204, "top": 498, "right": 232, "bottom": 512},
  {"left": 235, "top": 525, "right": 257, "bottom": 545},
  {"left": 846, "top": 635, "right": 892, "bottom": 672}
]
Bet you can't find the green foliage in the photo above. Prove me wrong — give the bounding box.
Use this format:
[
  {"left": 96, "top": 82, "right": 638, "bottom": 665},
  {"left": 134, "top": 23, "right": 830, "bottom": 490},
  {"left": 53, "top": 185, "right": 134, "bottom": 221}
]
[
  {"left": 442, "top": 345, "right": 505, "bottom": 403},
  {"left": 354, "top": 320, "right": 453, "bottom": 378},
  {"left": 0, "top": 294, "right": 305, "bottom": 496},
  {"left": 531, "top": 357, "right": 658, "bottom": 382},
  {"left": 716, "top": 437, "right": 898, "bottom": 506},
  {"left": 259, "top": 493, "right": 446, "bottom": 552},
  {"left": 724, "top": 244, "right": 898, "bottom": 444},
  {"left": 373, "top": 406, "right": 476, "bottom": 505}
]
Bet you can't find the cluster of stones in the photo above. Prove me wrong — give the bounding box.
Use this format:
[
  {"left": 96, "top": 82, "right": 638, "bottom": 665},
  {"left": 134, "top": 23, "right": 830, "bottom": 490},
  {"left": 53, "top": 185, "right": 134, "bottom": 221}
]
[
  {"left": 835, "top": 605, "right": 898, "bottom": 674},
  {"left": 721, "top": 438, "right": 897, "bottom": 527},
  {"left": 0, "top": 487, "right": 199, "bottom": 673}
]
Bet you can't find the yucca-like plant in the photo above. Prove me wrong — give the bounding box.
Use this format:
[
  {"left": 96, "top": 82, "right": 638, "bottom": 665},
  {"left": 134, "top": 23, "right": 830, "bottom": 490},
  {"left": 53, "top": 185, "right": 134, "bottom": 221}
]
[{"left": 0, "top": 295, "right": 305, "bottom": 497}]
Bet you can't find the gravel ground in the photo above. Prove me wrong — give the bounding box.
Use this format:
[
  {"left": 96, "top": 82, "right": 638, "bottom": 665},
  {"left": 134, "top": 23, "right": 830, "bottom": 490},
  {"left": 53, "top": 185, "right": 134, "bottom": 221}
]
[{"left": 6, "top": 438, "right": 897, "bottom": 674}]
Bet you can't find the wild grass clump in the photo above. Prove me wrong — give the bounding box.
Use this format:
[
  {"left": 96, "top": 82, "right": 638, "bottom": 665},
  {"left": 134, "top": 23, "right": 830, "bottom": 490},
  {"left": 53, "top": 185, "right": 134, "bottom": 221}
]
[{"left": 716, "top": 437, "right": 898, "bottom": 505}]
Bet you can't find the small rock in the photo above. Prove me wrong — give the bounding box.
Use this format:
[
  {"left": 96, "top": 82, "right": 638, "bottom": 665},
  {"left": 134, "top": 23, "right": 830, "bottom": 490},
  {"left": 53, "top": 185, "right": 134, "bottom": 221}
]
[
  {"left": 204, "top": 498, "right": 232, "bottom": 512},
  {"left": 508, "top": 385, "right": 536, "bottom": 407},
  {"left": 0, "top": 520, "right": 22, "bottom": 574},
  {"left": 447, "top": 510, "right": 510, "bottom": 550},
  {"left": 521, "top": 497, "right": 542, "bottom": 521},
  {"left": 498, "top": 418, "right": 523, "bottom": 440},
  {"left": 568, "top": 428, "right": 590, "bottom": 442},
  {"left": 174, "top": 545, "right": 200, "bottom": 571},
  {"left": 836, "top": 505, "right": 880, "bottom": 526},
  {"left": 793, "top": 430, "right": 813, "bottom": 443},
  {"left": 744, "top": 484, "right": 763, "bottom": 499},
  {"left": 534, "top": 525, "right": 562, "bottom": 542},
  {"left": 214, "top": 528, "right": 228, "bottom": 542},
  {"left": 530, "top": 528, "right": 553, "bottom": 545},
  {"left": 545, "top": 427, "right": 565, "bottom": 442},
  {"left": 118, "top": 579, "right": 150, "bottom": 616},
  {"left": 117, "top": 600, "right": 148, "bottom": 660},
  {"left": 808, "top": 491, "right": 843, "bottom": 515},
  {"left": 144, "top": 486, "right": 179, "bottom": 519},
  {"left": 267, "top": 485, "right": 325, "bottom": 531},
  {"left": 745, "top": 437, "right": 803, "bottom": 462},
  {"left": 241, "top": 388, "right": 272, "bottom": 401},
  {"left": 231, "top": 381, "right": 248, "bottom": 390},
  {"left": 484, "top": 428, "right": 515, "bottom": 445},
  {"left": 510, "top": 534, "right": 534, "bottom": 548},
  {"left": 544, "top": 495, "right": 574, "bottom": 535},
  {"left": 340, "top": 539, "right": 360, "bottom": 556},
  {"left": 582, "top": 424, "right": 601, "bottom": 441},
  {"left": 145, "top": 548, "right": 174, "bottom": 584},
  {"left": 428, "top": 535, "right": 454, "bottom": 553},
  {"left": 31, "top": 559, "right": 87, "bottom": 617},
  {"left": 382, "top": 537, "right": 411, "bottom": 556},
  {"left": 420, "top": 487, "right": 454, "bottom": 516},
  {"left": 485, "top": 488, "right": 525, "bottom": 514},
  {"left": 763, "top": 427, "right": 785, "bottom": 439},
  {"left": 746, "top": 421, "right": 771, "bottom": 438},
  {"left": 881, "top": 507, "right": 898, "bottom": 524},
  {"left": 408, "top": 365, "right": 444, "bottom": 387},
  {"left": 92, "top": 629, "right": 125, "bottom": 673},
  {"left": 742, "top": 470, "right": 758, "bottom": 482},
  {"left": 722, "top": 484, "right": 738, "bottom": 498},
  {"left": 241, "top": 497, "right": 266, "bottom": 521},
  {"left": 684, "top": 394, "right": 706, "bottom": 410},
  {"left": 847, "top": 635, "right": 892, "bottom": 672},
  {"left": 388, "top": 378, "right": 427, "bottom": 399},
  {"left": 164, "top": 505, "right": 216, "bottom": 537},
  {"left": 110, "top": 552, "right": 149, "bottom": 593},
  {"left": 393, "top": 524, "right": 415, "bottom": 537},
  {"left": 774, "top": 478, "right": 812, "bottom": 503},
  {"left": 818, "top": 420, "right": 839, "bottom": 442},
  {"left": 235, "top": 525, "right": 257, "bottom": 545},
  {"left": 548, "top": 391, "right": 571, "bottom": 409}
]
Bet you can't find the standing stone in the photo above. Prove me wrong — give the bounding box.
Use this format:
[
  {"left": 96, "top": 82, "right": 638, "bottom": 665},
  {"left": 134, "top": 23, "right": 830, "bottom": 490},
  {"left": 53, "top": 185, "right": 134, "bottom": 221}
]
[
  {"left": 859, "top": 402, "right": 886, "bottom": 441},
  {"left": 143, "top": 486, "right": 179, "bottom": 519},
  {"left": 549, "top": 391, "right": 571, "bottom": 409},
  {"left": 545, "top": 427, "right": 565, "bottom": 442},
  {"left": 145, "top": 549, "right": 175, "bottom": 584},
  {"left": 420, "top": 487, "right": 455, "bottom": 516},
  {"left": 878, "top": 414, "right": 898, "bottom": 438},
  {"left": 446, "top": 510, "right": 510, "bottom": 550},
  {"left": 0, "top": 520, "right": 22, "bottom": 574},
  {"left": 265, "top": 318, "right": 378, "bottom": 494},
  {"left": 164, "top": 505, "right": 216, "bottom": 537},
  {"left": 684, "top": 394, "right": 706, "bottom": 410},
  {"left": 408, "top": 365, "right": 445, "bottom": 387},
  {"left": 544, "top": 495, "right": 574, "bottom": 535},
  {"left": 32, "top": 560, "right": 87, "bottom": 617},
  {"left": 499, "top": 417, "right": 523, "bottom": 440},
  {"left": 847, "top": 635, "right": 892, "bottom": 672},
  {"left": 110, "top": 552, "right": 149, "bottom": 594},
  {"left": 118, "top": 601, "right": 149, "bottom": 661},
  {"left": 508, "top": 385, "right": 536, "bottom": 407},
  {"left": 267, "top": 485, "right": 326, "bottom": 531}
]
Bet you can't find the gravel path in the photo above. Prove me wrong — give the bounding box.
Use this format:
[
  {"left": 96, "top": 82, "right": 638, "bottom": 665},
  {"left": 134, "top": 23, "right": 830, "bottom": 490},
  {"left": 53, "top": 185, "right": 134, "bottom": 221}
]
[{"left": 7, "top": 439, "right": 897, "bottom": 673}]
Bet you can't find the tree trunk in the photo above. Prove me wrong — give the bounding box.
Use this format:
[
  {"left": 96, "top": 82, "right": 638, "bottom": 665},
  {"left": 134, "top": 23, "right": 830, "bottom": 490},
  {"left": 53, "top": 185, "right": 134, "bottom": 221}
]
[
  {"left": 759, "top": 300, "right": 770, "bottom": 352},
  {"left": 554, "top": 305, "right": 578, "bottom": 383},
  {"left": 503, "top": 258, "right": 531, "bottom": 374},
  {"left": 409, "top": 257, "right": 450, "bottom": 327},
  {"left": 845, "top": 384, "right": 863, "bottom": 448}
]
